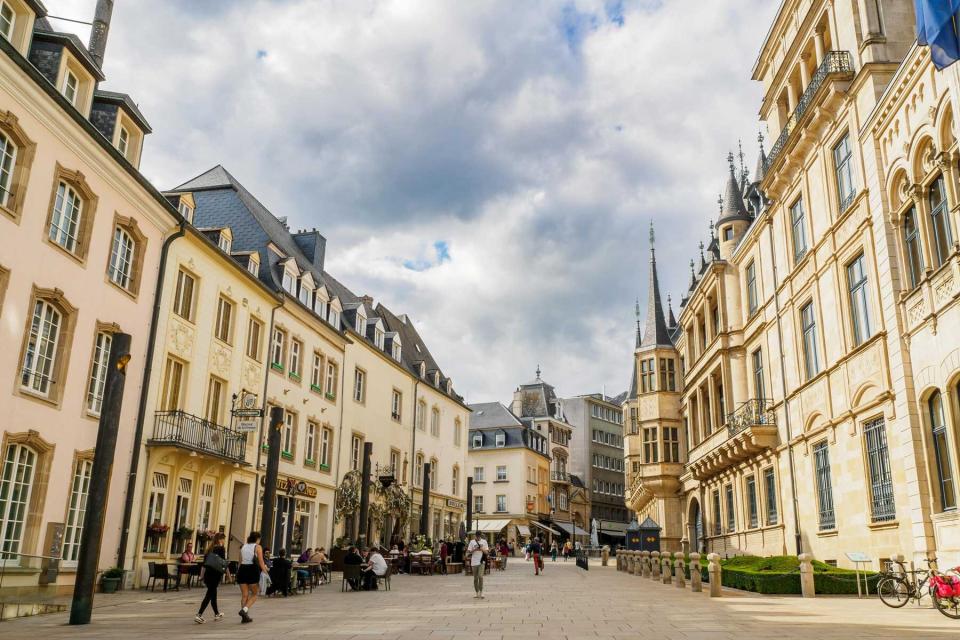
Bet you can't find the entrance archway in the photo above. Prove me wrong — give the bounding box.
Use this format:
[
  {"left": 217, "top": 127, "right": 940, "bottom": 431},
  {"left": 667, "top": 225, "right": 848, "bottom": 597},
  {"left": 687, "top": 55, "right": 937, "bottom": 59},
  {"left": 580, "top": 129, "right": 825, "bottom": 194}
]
[{"left": 688, "top": 498, "right": 703, "bottom": 554}]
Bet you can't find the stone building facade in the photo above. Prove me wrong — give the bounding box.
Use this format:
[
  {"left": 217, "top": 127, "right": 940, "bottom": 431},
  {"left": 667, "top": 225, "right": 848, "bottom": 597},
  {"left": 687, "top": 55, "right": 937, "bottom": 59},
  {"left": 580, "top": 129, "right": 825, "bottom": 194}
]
[{"left": 625, "top": 0, "right": 960, "bottom": 569}]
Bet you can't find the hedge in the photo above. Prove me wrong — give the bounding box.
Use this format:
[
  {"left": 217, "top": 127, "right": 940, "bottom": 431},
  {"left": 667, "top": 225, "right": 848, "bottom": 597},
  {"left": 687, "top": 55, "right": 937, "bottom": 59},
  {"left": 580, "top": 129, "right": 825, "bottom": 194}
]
[{"left": 672, "top": 555, "right": 878, "bottom": 595}]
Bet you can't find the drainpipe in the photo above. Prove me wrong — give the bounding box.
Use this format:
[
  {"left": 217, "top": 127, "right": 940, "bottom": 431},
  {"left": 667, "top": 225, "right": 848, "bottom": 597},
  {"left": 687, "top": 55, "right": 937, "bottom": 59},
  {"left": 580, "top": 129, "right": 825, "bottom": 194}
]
[
  {"left": 250, "top": 299, "right": 283, "bottom": 535},
  {"left": 766, "top": 219, "right": 804, "bottom": 555},
  {"left": 116, "top": 221, "right": 185, "bottom": 571}
]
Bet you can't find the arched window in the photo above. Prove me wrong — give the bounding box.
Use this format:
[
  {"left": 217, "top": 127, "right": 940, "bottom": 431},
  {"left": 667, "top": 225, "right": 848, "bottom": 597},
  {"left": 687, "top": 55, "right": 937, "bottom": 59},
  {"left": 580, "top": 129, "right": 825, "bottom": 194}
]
[
  {"left": 0, "top": 130, "right": 17, "bottom": 208},
  {"left": 903, "top": 207, "right": 924, "bottom": 289},
  {"left": 49, "top": 181, "right": 83, "bottom": 253},
  {"left": 929, "top": 391, "right": 956, "bottom": 511},
  {"left": 21, "top": 299, "right": 62, "bottom": 396},
  {"left": 928, "top": 176, "right": 954, "bottom": 269},
  {"left": 107, "top": 226, "right": 135, "bottom": 289},
  {"left": 0, "top": 443, "right": 37, "bottom": 557}
]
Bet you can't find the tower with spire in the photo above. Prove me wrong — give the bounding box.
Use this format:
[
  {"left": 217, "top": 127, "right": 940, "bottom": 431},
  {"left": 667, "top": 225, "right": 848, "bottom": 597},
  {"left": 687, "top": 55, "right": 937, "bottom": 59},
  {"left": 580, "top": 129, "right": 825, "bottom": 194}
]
[{"left": 715, "top": 151, "right": 754, "bottom": 260}]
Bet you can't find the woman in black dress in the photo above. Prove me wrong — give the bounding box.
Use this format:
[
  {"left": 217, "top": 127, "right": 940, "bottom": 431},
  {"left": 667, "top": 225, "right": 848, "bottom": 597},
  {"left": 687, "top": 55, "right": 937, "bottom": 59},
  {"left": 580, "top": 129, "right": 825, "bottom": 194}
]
[{"left": 195, "top": 532, "right": 228, "bottom": 624}]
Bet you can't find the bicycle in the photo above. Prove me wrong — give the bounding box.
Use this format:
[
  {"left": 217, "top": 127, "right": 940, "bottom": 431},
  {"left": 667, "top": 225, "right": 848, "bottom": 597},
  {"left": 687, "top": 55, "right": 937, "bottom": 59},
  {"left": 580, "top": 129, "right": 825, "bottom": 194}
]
[
  {"left": 929, "top": 564, "right": 960, "bottom": 619},
  {"left": 877, "top": 558, "right": 935, "bottom": 608}
]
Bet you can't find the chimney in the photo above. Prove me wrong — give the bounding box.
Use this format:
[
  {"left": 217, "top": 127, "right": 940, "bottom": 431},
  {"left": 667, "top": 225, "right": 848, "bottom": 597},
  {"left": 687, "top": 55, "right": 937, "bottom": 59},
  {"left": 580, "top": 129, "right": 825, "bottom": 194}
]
[{"left": 88, "top": 0, "right": 114, "bottom": 69}]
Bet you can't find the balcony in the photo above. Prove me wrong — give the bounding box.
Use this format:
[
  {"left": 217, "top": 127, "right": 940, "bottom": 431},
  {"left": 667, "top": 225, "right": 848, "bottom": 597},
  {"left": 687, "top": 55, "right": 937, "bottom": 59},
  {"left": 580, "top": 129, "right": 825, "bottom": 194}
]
[
  {"left": 688, "top": 399, "right": 778, "bottom": 481},
  {"left": 625, "top": 461, "right": 683, "bottom": 513},
  {"left": 150, "top": 410, "right": 249, "bottom": 463},
  {"left": 764, "top": 51, "right": 854, "bottom": 174},
  {"left": 551, "top": 470, "right": 570, "bottom": 483}
]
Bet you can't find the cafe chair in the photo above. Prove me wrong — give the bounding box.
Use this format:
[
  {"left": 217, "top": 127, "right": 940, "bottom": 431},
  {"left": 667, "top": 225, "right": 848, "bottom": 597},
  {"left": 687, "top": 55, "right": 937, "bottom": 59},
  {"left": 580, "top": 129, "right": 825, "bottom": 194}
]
[
  {"left": 341, "top": 564, "right": 363, "bottom": 592},
  {"left": 146, "top": 562, "right": 173, "bottom": 592},
  {"left": 376, "top": 565, "right": 392, "bottom": 591}
]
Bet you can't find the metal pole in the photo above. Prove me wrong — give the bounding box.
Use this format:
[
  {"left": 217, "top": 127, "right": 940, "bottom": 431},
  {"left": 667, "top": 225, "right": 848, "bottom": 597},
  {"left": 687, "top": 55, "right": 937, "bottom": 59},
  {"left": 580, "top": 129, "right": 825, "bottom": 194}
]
[
  {"left": 69, "top": 333, "right": 131, "bottom": 625},
  {"left": 260, "top": 407, "right": 283, "bottom": 549},
  {"left": 466, "top": 477, "right": 473, "bottom": 534},
  {"left": 357, "top": 442, "right": 373, "bottom": 548},
  {"left": 420, "top": 463, "right": 431, "bottom": 538}
]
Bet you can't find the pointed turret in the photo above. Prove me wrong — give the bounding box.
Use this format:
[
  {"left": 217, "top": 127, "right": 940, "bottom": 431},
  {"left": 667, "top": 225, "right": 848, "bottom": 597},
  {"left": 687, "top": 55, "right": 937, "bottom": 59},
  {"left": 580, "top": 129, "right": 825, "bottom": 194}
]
[
  {"left": 640, "top": 222, "right": 672, "bottom": 348},
  {"left": 718, "top": 152, "right": 751, "bottom": 224},
  {"left": 634, "top": 298, "right": 642, "bottom": 349},
  {"left": 754, "top": 132, "right": 767, "bottom": 183},
  {"left": 667, "top": 294, "right": 677, "bottom": 329}
]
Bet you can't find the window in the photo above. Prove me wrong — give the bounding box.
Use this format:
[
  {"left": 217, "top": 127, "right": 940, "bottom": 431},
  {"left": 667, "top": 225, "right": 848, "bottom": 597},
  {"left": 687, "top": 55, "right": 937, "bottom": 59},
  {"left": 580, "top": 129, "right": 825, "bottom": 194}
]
[
  {"left": 847, "top": 253, "right": 872, "bottom": 347},
  {"left": 204, "top": 376, "right": 225, "bottom": 424},
  {"left": 20, "top": 299, "right": 62, "bottom": 396},
  {"left": 282, "top": 412, "right": 295, "bottom": 457},
  {"left": 390, "top": 450, "right": 400, "bottom": 475},
  {"left": 60, "top": 457, "right": 91, "bottom": 565},
  {"left": 414, "top": 453, "right": 423, "bottom": 485},
  {"left": 107, "top": 227, "right": 135, "bottom": 289},
  {"left": 452, "top": 466, "right": 459, "bottom": 495},
  {"left": 474, "top": 495, "right": 484, "bottom": 513},
  {"left": 813, "top": 441, "right": 836, "bottom": 530},
  {"left": 711, "top": 489, "right": 722, "bottom": 536},
  {"left": 662, "top": 427, "right": 679, "bottom": 463},
  {"left": 144, "top": 472, "right": 167, "bottom": 553},
  {"left": 178, "top": 200, "right": 193, "bottom": 223},
  {"left": 271, "top": 329, "right": 285, "bottom": 368},
  {"left": 746, "top": 260, "right": 758, "bottom": 314},
  {"left": 392, "top": 341, "right": 402, "bottom": 361},
  {"left": 216, "top": 231, "right": 231, "bottom": 254},
  {"left": 328, "top": 308, "right": 340, "bottom": 328},
  {"left": 429, "top": 458, "right": 438, "bottom": 489},
  {"left": 305, "top": 422, "right": 317, "bottom": 463},
  {"left": 496, "top": 495, "right": 507, "bottom": 513},
  {"left": 242, "top": 317, "right": 262, "bottom": 361},
  {"left": 352, "top": 435, "right": 363, "bottom": 471},
  {"left": 298, "top": 282, "right": 311, "bottom": 307},
  {"left": 391, "top": 389, "right": 402, "bottom": 421},
  {"left": 430, "top": 407, "right": 440, "bottom": 437},
  {"left": 159, "top": 356, "right": 185, "bottom": 410},
  {"left": 864, "top": 417, "right": 895, "bottom": 522},
  {"left": 474, "top": 466, "right": 484, "bottom": 482},
  {"left": 282, "top": 271, "right": 295, "bottom": 296},
  {"left": 289, "top": 340, "right": 302, "bottom": 378},
  {"left": 49, "top": 181, "right": 83, "bottom": 253},
  {"left": 454, "top": 418, "right": 462, "bottom": 446},
  {"left": 929, "top": 175, "right": 954, "bottom": 268},
  {"left": 172, "top": 269, "right": 196, "bottom": 321},
  {"left": 495, "top": 432, "right": 505, "bottom": 447},
  {"left": 723, "top": 226, "right": 733, "bottom": 241},
  {"left": 745, "top": 475, "right": 758, "bottom": 528},
  {"left": 0, "top": 443, "right": 37, "bottom": 557},
  {"left": 324, "top": 360, "right": 337, "bottom": 398},
  {"left": 353, "top": 367, "right": 365, "bottom": 402},
  {"left": 320, "top": 427, "right": 332, "bottom": 468},
  {"left": 355, "top": 311, "right": 365, "bottom": 334},
  {"left": 196, "top": 482, "right": 214, "bottom": 537},
  {"left": 416, "top": 400, "right": 426, "bottom": 431},
  {"left": 0, "top": 130, "right": 17, "bottom": 210},
  {"left": 642, "top": 427, "right": 658, "bottom": 463},
  {"left": 903, "top": 207, "right": 924, "bottom": 288},
  {"left": 62, "top": 70, "right": 79, "bottom": 106},
  {"left": 496, "top": 465, "right": 507, "bottom": 481},
  {"left": 85, "top": 331, "right": 112, "bottom": 415},
  {"left": 800, "top": 301, "right": 819, "bottom": 380},
  {"left": 752, "top": 349, "right": 764, "bottom": 399},
  {"left": 214, "top": 296, "right": 233, "bottom": 343},
  {"left": 833, "top": 133, "right": 856, "bottom": 210},
  {"left": 171, "top": 477, "right": 192, "bottom": 554},
  {"left": 374, "top": 328, "right": 384, "bottom": 349},
  {"left": 665, "top": 359, "right": 676, "bottom": 391},
  {"left": 0, "top": 2, "right": 14, "bottom": 41},
  {"left": 659, "top": 358, "right": 668, "bottom": 392},
  {"left": 763, "top": 467, "right": 778, "bottom": 525},
  {"left": 725, "top": 484, "right": 736, "bottom": 532},
  {"left": 790, "top": 198, "right": 808, "bottom": 262},
  {"left": 929, "top": 391, "right": 957, "bottom": 511},
  {"left": 247, "top": 257, "right": 258, "bottom": 276},
  {"left": 117, "top": 125, "right": 129, "bottom": 158},
  {"left": 472, "top": 432, "right": 482, "bottom": 449}
]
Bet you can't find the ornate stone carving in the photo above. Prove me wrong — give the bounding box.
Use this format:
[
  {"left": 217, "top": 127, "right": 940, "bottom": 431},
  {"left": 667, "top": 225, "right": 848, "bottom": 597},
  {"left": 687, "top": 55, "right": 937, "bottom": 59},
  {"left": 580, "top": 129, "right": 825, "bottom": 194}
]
[
  {"left": 242, "top": 361, "right": 261, "bottom": 390},
  {"left": 209, "top": 343, "right": 232, "bottom": 377},
  {"left": 168, "top": 317, "right": 195, "bottom": 358},
  {"left": 908, "top": 299, "right": 927, "bottom": 327},
  {"left": 921, "top": 142, "right": 938, "bottom": 174},
  {"left": 934, "top": 274, "right": 956, "bottom": 306}
]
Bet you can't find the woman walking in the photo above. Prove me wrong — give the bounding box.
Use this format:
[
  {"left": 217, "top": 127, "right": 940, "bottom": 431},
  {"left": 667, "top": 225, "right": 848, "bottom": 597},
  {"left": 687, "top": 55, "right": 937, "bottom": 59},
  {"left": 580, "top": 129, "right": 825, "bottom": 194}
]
[
  {"left": 237, "top": 532, "right": 269, "bottom": 624},
  {"left": 195, "top": 533, "right": 228, "bottom": 624}
]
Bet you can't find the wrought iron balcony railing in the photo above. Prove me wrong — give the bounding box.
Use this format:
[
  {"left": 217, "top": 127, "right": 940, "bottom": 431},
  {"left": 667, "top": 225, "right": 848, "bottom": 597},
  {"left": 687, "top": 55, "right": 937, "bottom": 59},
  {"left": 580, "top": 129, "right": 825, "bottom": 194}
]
[
  {"left": 764, "top": 51, "right": 854, "bottom": 172},
  {"left": 152, "top": 410, "right": 248, "bottom": 463},
  {"left": 551, "top": 470, "right": 569, "bottom": 483},
  {"left": 726, "top": 399, "right": 776, "bottom": 437}
]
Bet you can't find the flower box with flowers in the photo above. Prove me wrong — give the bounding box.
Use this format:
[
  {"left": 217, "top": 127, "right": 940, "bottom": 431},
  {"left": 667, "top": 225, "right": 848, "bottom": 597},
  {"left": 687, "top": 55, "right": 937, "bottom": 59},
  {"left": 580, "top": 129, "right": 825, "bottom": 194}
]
[
  {"left": 146, "top": 523, "right": 169, "bottom": 538},
  {"left": 174, "top": 525, "right": 194, "bottom": 540},
  {"left": 197, "top": 529, "right": 218, "bottom": 543}
]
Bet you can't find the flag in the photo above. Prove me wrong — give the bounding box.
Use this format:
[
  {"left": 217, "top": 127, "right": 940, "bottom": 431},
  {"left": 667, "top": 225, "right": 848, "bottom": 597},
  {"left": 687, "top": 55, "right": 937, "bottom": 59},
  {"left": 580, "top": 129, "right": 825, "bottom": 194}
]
[{"left": 915, "top": 0, "right": 960, "bottom": 70}]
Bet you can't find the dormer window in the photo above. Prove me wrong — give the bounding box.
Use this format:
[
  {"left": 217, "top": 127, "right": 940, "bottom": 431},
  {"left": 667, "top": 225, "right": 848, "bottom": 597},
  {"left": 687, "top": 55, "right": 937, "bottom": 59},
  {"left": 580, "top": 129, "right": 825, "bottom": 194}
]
[
  {"left": 117, "top": 126, "right": 129, "bottom": 158},
  {"left": 178, "top": 200, "right": 193, "bottom": 223},
  {"left": 282, "top": 270, "right": 296, "bottom": 296},
  {"left": 473, "top": 433, "right": 483, "bottom": 448},
  {"left": 63, "top": 70, "right": 79, "bottom": 106},
  {"left": 495, "top": 433, "right": 506, "bottom": 448},
  {"left": 247, "top": 255, "right": 259, "bottom": 276},
  {"left": 0, "top": 3, "right": 14, "bottom": 41},
  {"left": 355, "top": 312, "right": 365, "bottom": 334},
  {"left": 329, "top": 308, "right": 340, "bottom": 328},
  {"left": 434, "top": 371, "right": 440, "bottom": 386},
  {"left": 218, "top": 232, "right": 231, "bottom": 254},
  {"left": 392, "top": 341, "right": 402, "bottom": 362},
  {"left": 314, "top": 297, "right": 328, "bottom": 320},
  {"left": 374, "top": 328, "right": 384, "bottom": 350},
  {"left": 298, "top": 282, "right": 311, "bottom": 307}
]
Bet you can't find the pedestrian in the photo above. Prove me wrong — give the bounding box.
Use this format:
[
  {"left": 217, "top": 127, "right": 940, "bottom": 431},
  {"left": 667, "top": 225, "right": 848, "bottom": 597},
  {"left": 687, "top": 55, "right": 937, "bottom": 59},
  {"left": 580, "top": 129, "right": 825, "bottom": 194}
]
[
  {"left": 550, "top": 541, "right": 558, "bottom": 562},
  {"left": 194, "top": 532, "right": 228, "bottom": 624},
  {"left": 236, "top": 531, "right": 269, "bottom": 624},
  {"left": 466, "top": 531, "right": 489, "bottom": 599},
  {"left": 531, "top": 537, "right": 543, "bottom": 575}
]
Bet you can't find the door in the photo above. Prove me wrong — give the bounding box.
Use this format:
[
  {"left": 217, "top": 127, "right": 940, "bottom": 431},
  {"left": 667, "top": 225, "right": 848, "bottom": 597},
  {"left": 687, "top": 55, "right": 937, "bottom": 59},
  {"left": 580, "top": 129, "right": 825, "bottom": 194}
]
[{"left": 228, "top": 482, "right": 250, "bottom": 560}]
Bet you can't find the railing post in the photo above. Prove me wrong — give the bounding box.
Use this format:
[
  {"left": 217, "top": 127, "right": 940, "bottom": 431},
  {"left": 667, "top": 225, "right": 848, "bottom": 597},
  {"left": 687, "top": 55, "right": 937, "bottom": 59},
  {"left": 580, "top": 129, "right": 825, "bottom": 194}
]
[
  {"left": 674, "top": 552, "right": 686, "bottom": 588},
  {"left": 799, "top": 553, "right": 816, "bottom": 598},
  {"left": 650, "top": 551, "right": 660, "bottom": 579},
  {"left": 708, "top": 553, "right": 722, "bottom": 597},
  {"left": 662, "top": 553, "right": 672, "bottom": 585},
  {"left": 689, "top": 552, "right": 702, "bottom": 592}
]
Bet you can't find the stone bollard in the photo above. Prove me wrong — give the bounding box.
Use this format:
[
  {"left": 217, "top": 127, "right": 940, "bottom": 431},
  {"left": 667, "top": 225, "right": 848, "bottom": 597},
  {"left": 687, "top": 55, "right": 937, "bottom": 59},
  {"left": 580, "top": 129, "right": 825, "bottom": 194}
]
[
  {"left": 689, "top": 552, "right": 702, "bottom": 592},
  {"left": 708, "top": 553, "right": 722, "bottom": 597},
  {"left": 674, "top": 552, "right": 686, "bottom": 588},
  {"left": 799, "top": 553, "right": 815, "bottom": 598},
  {"left": 631, "top": 551, "right": 640, "bottom": 575},
  {"left": 639, "top": 551, "right": 649, "bottom": 577},
  {"left": 624, "top": 551, "right": 633, "bottom": 573},
  {"left": 601, "top": 545, "right": 610, "bottom": 567},
  {"left": 651, "top": 551, "right": 661, "bottom": 579},
  {"left": 662, "top": 553, "right": 672, "bottom": 585}
]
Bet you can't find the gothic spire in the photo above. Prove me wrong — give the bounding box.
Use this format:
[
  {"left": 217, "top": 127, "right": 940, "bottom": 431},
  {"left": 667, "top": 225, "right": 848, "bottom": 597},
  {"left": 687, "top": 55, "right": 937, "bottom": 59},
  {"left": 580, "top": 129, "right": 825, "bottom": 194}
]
[
  {"left": 667, "top": 294, "right": 676, "bottom": 328},
  {"left": 634, "top": 298, "right": 642, "bottom": 349},
  {"left": 754, "top": 131, "right": 768, "bottom": 183},
  {"left": 640, "top": 221, "right": 671, "bottom": 348},
  {"left": 718, "top": 150, "right": 750, "bottom": 223}
]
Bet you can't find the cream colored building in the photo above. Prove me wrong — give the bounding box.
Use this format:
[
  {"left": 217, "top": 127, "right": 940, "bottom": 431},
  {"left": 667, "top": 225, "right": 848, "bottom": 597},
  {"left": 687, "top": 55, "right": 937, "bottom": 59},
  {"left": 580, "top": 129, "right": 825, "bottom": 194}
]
[
  {"left": 626, "top": 0, "right": 960, "bottom": 569},
  {"left": 0, "top": 2, "right": 180, "bottom": 592}
]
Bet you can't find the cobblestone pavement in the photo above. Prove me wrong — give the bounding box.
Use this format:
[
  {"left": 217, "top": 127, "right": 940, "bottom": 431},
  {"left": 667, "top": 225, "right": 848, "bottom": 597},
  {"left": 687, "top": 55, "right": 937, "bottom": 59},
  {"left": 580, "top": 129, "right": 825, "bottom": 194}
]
[{"left": 0, "top": 559, "right": 957, "bottom": 639}]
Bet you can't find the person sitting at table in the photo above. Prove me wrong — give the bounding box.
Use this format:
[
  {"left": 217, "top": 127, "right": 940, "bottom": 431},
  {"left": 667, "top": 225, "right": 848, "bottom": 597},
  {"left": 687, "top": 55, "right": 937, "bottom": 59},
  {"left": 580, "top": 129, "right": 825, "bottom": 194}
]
[
  {"left": 438, "top": 540, "right": 449, "bottom": 574},
  {"left": 363, "top": 546, "right": 388, "bottom": 590},
  {"left": 178, "top": 542, "right": 197, "bottom": 586},
  {"left": 343, "top": 546, "right": 365, "bottom": 591},
  {"left": 308, "top": 547, "right": 327, "bottom": 563},
  {"left": 298, "top": 548, "right": 312, "bottom": 563},
  {"left": 266, "top": 548, "right": 292, "bottom": 596}
]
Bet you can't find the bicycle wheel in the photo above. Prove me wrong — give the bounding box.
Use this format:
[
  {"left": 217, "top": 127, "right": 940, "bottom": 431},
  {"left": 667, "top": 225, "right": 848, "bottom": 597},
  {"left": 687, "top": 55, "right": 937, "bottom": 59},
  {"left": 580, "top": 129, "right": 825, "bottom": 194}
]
[
  {"left": 878, "top": 577, "right": 910, "bottom": 608},
  {"left": 932, "top": 592, "right": 960, "bottom": 619}
]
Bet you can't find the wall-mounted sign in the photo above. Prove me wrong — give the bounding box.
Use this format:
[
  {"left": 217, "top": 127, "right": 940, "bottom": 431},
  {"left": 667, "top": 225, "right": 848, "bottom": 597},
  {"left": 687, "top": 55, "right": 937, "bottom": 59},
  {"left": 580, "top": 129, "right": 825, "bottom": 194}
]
[
  {"left": 260, "top": 475, "right": 318, "bottom": 498},
  {"left": 446, "top": 498, "right": 466, "bottom": 510},
  {"left": 238, "top": 420, "right": 258, "bottom": 432}
]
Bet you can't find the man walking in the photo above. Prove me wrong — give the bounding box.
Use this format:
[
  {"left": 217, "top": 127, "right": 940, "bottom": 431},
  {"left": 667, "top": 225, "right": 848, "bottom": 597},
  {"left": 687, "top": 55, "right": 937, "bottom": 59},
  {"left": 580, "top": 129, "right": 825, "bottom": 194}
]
[
  {"left": 531, "top": 537, "right": 543, "bottom": 575},
  {"left": 467, "top": 531, "right": 489, "bottom": 599}
]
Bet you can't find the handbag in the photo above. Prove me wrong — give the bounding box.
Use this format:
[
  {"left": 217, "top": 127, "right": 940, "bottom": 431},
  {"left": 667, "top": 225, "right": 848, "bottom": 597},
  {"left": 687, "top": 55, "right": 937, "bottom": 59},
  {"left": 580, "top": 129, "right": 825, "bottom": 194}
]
[
  {"left": 258, "top": 570, "right": 272, "bottom": 593},
  {"left": 204, "top": 552, "right": 228, "bottom": 573}
]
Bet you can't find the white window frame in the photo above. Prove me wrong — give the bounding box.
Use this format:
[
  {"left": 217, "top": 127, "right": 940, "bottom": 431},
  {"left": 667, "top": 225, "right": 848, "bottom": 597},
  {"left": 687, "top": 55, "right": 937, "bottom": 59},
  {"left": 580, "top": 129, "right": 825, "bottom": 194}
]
[
  {"left": 496, "top": 495, "right": 507, "bottom": 513},
  {"left": 85, "top": 331, "right": 111, "bottom": 415},
  {"left": 320, "top": 427, "right": 332, "bottom": 468},
  {"left": 0, "top": 2, "right": 15, "bottom": 42},
  {"left": 62, "top": 458, "right": 92, "bottom": 565},
  {"left": 353, "top": 367, "right": 365, "bottom": 403},
  {"left": 21, "top": 299, "right": 62, "bottom": 396},
  {"left": 430, "top": 407, "right": 440, "bottom": 437},
  {"left": 496, "top": 465, "right": 507, "bottom": 481},
  {"left": 289, "top": 339, "right": 302, "bottom": 377},
  {"left": 495, "top": 432, "right": 505, "bottom": 448},
  {"left": 217, "top": 232, "right": 231, "bottom": 254},
  {"left": 62, "top": 69, "right": 79, "bottom": 106},
  {"left": 117, "top": 125, "right": 130, "bottom": 158},
  {"left": 49, "top": 181, "right": 83, "bottom": 254},
  {"left": 305, "top": 421, "right": 317, "bottom": 463},
  {"left": 472, "top": 432, "right": 482, "bottom": 448},
  {"left": 271, "top": 328, "right": 285, "bottom": 368},
  {"left": 0, "top": 130, "right": 17, "bottom": 208}
]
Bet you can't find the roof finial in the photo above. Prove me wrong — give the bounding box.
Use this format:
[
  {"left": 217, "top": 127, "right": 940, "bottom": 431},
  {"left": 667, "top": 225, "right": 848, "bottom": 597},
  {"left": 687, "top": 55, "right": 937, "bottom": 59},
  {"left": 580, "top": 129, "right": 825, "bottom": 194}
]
[
  {"left": 535, "top": 364, "right": 541, "bottom": 380},
  {"left": 757, "top": 130, "right": 765, "bottom": 153},
  {"left": 635, "top": 298, "right": 641, "bottom": 320},
  {"left": 689, "top": 258, "right": 696, "bottom": 285},
  {"left": 727, "top": 151, "right": 736, "bottom": 174},
  {"left": 738, "top": 139, "right": 747, "bottom": 177},
  {"left": 717, "top": 192, "right": 723, "bottom": 213},
  {"left": 649, "top": 220, "right": 655, "bottom": 249},
  {"left": 699, "top": 240, "right": 704, "bottom": 258},
  {"left": 709, "top": 219, "right": 715, "bottom": 240}
]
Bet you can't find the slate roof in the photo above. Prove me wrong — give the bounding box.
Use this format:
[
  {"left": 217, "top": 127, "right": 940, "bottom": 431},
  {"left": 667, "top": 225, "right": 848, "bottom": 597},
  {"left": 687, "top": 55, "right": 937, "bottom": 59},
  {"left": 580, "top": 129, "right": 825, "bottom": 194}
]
[
  {"left": 640, "top": 240, "right": 672, "bottom": 349},
  {"left": 33, "top": 17, "right": 105, "bottom": 81},
  {"left": 717, "top": 155, "right": 751, "bottom": 224},
  {"left": 468, "top": 402, "right": 522, "bottom": 429},
  {"left": 513, "top": 372, "right": 562, "bottom": 419},
  {"left": 94, "top": 89, "right": 152, "bottom": 133}
]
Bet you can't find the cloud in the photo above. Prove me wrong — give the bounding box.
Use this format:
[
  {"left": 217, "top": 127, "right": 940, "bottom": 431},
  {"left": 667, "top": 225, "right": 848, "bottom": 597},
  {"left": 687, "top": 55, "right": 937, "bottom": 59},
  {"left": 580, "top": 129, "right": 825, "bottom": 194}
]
[{"left": 55, "top": 0, "right": 778, "bottom": 403}]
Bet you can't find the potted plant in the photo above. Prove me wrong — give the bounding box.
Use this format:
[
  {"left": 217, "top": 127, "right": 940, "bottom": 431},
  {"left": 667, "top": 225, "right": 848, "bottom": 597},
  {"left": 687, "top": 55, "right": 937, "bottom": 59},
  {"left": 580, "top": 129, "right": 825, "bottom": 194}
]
[
  {"left": 174, "top": 525, "right": 194, "bottom": 540},
  {"left": 101, "top": 567, "right": 124, "bottom": 593},
  {"left": 146, "top": 522, "right": 169, "bottom": 540},
  {"left": 197, "top": 529, "right": 218, "bottom": 546}
]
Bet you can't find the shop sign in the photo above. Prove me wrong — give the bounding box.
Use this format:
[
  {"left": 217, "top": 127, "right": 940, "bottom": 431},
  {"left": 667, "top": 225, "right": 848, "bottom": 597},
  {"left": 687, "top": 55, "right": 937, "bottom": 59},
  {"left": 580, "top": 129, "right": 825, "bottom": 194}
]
[
  {"left": 260, "top": 475, "right": 318, "bottom": 498},
  {"left": 446, "top": 498, "right": 465, "bottom": 510}
]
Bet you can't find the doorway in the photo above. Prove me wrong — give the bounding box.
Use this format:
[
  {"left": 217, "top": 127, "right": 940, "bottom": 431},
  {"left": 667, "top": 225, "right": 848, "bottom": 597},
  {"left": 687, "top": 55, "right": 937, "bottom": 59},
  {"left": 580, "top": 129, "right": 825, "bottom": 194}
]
[{"left": 228, "top": 481, "right": 250, "bottom": 560}]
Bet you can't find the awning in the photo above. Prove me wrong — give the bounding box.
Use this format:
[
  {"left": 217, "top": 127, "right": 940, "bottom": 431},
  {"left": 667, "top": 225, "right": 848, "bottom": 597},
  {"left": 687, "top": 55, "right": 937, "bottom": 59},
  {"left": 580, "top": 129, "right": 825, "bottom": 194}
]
[
  {"left": 516, "top": 524, "right": 530, "bottom": 536},
  {"left": 599, "top": 520, "right": 629, "bottom": 533},
  {"left": 530, "top": 521, "right": 561, "bottom": 536},
  {"left": 475, "top": 519, "right": 511, "bottom": 532},
  {"left": 555, "top": 522, "right": 590, "bottom": 536},
  {"left": 600, "top": 530, "right": 625, "bottom": 538}
]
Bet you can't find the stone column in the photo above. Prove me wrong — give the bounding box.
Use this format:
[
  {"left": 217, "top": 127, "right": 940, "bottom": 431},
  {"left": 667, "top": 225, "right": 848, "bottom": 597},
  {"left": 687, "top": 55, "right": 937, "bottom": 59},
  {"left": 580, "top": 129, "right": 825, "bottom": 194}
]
[
  {"left": 662, "top": 554, "right": 672, "bottom": 585},
  {"left": 708, "top": 553, "right": 722, "bottom": 597},
  {"left": 641, "top": 551, "right": 650, "bottom": 577},
  {"left": 690, "top": 552, "right": 702, "bottom": 592},
  {"left": 799, "top": 553, "right": 816, "bottom": 598},
  {"left": 674, "top": 552, "right": 686, "bottom": 588},
  {"left": 651, "top": 551, "right": 661, "bottom": 580},
  {"left": 798, "top": 54, "right": 810, "bottom": 93},
  {"left": 814, "top": 27, "right": 825, "bottom": 66}
]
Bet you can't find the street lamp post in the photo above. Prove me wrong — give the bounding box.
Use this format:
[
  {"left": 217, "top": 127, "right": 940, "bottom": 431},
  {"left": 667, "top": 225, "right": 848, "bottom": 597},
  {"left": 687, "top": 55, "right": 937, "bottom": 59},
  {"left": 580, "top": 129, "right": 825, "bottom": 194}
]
[{"left": 69, "top": 333, "right": 131, "bottom": 625}]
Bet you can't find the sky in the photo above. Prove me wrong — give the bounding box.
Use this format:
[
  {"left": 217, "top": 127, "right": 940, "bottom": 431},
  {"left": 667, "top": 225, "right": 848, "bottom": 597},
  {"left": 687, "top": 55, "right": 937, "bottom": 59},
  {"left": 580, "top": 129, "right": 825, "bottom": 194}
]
[{"left": 51, "top": 0, "right": 778, "bottom": 404}]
